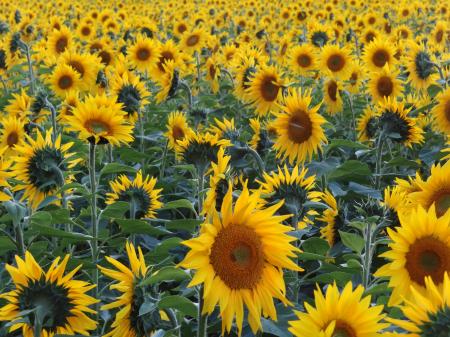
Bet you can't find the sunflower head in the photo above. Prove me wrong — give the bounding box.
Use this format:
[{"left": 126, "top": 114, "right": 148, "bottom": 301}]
[
  {"left": 165, "top": 110, "right": 194, "bottom": 155},
  {"left": 48, "top": 63, "right": 81, "bottom": 97},
  {"left": 357, "top": 107, "right": 379, "bottom": 142},
  {"left": 66, "top": 94, "right": 134, "bottom": 146},
  {"left": 0, "top": 252, "right": 97, "bottom": 336},
  {"left": 106, "top": 170, "right": 163, "bottom": 219},
  {"left": 180, "top": 182, "right": 301, "bottom": 335},
  {"left": 12, "top": 129, "right": 78, "bottom": 209}
]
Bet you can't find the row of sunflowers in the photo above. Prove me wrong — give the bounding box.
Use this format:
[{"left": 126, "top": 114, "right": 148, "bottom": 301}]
[{"left": 0, "top": 0, "right": 449, "bottom": 336}]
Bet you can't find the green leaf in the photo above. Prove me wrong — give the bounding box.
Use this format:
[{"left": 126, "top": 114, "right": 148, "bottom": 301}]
[
  {"left": 312, "top": 271, "right": 353, "bottom": 286},
  {"left": 329, "top": 160, "right": 371, "bottom": 182},
  {"left": 0, "top": 236, "right": 16, "bottom": 255},
  {"left": 160, "top": 199, "right": 196, "bottom": 213},
  {"left": 116, "top": 219, "right": 169, "bottom": 236},
  {"left": 30, "top": 223, "right": 92, "bottom": 241},
  {"left": 140, "top": 266, "right": 189, "bottom": 286},
  {"left": 326, "top": 139, "right": 369, "bottom": 152},
  {"left": 30, "top": 211, "right": 52, "bottom": 226},
  {"left": 298, "top": 252, "right": 328, "bottom": 261},
  {"left": 339, "top": 230, "right": 365, "bottom": 254},
  {"left": 101, "top": 201, "right": 129, "bottom": 219},
  {"left": 99, "top": 163, "right": 136, "bottom": 178},
  {"left": 301, "top": 237, "right": 329, "bottom": 256},
  {"left": 158, "top": 295, "right": 197, "bottom": 317},
  {"left": 165, "top": 219, "right": 201, "bottom": 232}
]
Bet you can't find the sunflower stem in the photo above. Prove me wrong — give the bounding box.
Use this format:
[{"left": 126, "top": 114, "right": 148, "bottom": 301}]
[
  {"left": 180, "top": 81, "right": 193, "bottom": 109},
  {"left": 159, "top": 139, "right": 169, "bottom": 180},
  {"left": 246, "top": 146, "right": 265, "bottom": 175},
  {"left": 221, "top": 67, "right": 235, "bottom": 88},
  {"left": 45, "top": 97, "right": 58, "bottom": 142},
  {"left": 374, "top": 132, "right": 385, "bottom": 190},
  {"left": 197, "top": 166, "right": 205, "bottom": 219},
  {"left": 138, "top": 107, "right": 146, "bottom": 174},
  {"left": 88, "top": 142, "right": 99, "bottom": 313},
  {"left": 14, "top": 222, "right": 25, "bottom": 257},
  {"left": 33, "top": 316, "right": 41, "bottom": 337},
  {"left": 362, "top": 222, "right": 375, "bottom": 289},
  {"left": 343, "top": 91, "right": 356, "bottom": 141},
  {"left": 197, "top": 286, "right": 208, "bottom": 337},
  {"left": 22, "top": 41, "right": 36, "bottom": 96},
  {"left": 0, "top": 76, "right": 8, "bottom": 95}
]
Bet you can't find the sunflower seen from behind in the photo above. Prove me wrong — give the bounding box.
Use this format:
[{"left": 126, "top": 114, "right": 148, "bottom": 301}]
[
  {"left": 0, "top": 252, "right": 97, "bottom": 337},
  {"left": 272, "top": 88, "right": 327, "bottom": 164},
  {"left": 66, "top": 94, "right": 134, "bottom": 146},
  {"left": 12, "top": 129, "right": 79, "bottom": 209},
  {"left": 407, "top": 42, "right": 438, "bottom": 91},
  {"left": 387, "top": 273, "right": 450, "bottom": 337},
  {"left": 106, "top": 170, "right": 163, "bottom": 219},
  {"left": 179, "top": 182, "right": 301, "bottom": 335},
  {"left": 375, "top": 205, "right": 450, "bottom": 306},
  {"left": 289, "top": 282, "right": 389, "bottom": 337}
]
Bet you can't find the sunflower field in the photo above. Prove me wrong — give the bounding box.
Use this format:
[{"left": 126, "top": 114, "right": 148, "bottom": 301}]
[{"left": 0, "top": 0, "right": 449, "bottom": 336}]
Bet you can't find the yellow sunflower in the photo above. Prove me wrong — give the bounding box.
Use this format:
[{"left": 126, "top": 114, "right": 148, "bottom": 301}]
[
  {"left": 407, "top": 42, "right": 438, "bottom": 91},
  {"left": 246, "top": 64, "right": 285, "bottom": 116},
  {"left": 110, "top": 71, "right": 150, "bottom": 122},
  {"left": 165, "top": 110, "right": 194, "bottom": 155},
  {"left": 46, "top": 26, "right": 73, "bottom": 61},
  {"left": 368, "top": 65, "right": 403, "bottom": 103},
  {"left": 0, "top": 252, "right": 97, "bottom": 337},
  {"left": 408, "top": 160, "right": 450, "bottom": 217},
  {"left": 58, "top": 90, "right": 80, "bottom": 122},
  {"left": 346, "top": 63, "right": 364, "bottom": 94},
  {"left": 66, "top": 94, "right": 134, "bottom": 146},
  {"left": 376, "top": 98, "right": 424, "bottom": 147},
  {"left": 12, "top": 130, "right": 78, "bottom": 209},
  {"left": 319, "top": 44, "right": 352, "bottom": 79},
  {"left": 0, "top": 147, "right": 12, "bottom": 201},
  {"left": 323, "top": 78, "right": 343, "bottom": 115},
  {"left": 128, "top": 35, "right": 160, "bottom": 73},
  {"left": 179, "top": 183, "right": 301, "bottom": 335},
  {"left": 234, "top": 55, "right": 258, "bottom": 103},
  {"left": 60, "top": 50, "right": 102, "bottom": 91},
  {"left": 155, "top": 60, "right": 179, "bottom": 104},
  {"left": 289, "top": 44, "right": 317, "bottom": 76},
  {"left": 0, "top": 115, "right": 26, "bottom": 157},
  {"left": 48, "top": 63, "right": 82, "bottom": 98},
  {"left": 181, "top": 28, "right": 207, "bottom": 54},
  {"left": 106, "top": 170, "right": 163, "bottom": 219},
  {"left": 431, "top": 87, "right": 450, "bottom": 135},
  {"left": 5, "top": 89, "right": 32, "bottom": 119},
  {"left": 387, "top": 273, "right": 450, "bottom": 337},
  {"left": 205, "top": 55, "right": 221, "bottom": 93},
  {"left": 99, "top": 242, "right": 167, "bottom": 337},
  {"left": 363, "top": 37, "right": 397, "bottom": 72},
  {"left": 289, "top": 282, "right": 389, "bottom": 337},
  {"left": 258, "top": 164, "right": 318, "bottom": 228},
  {"left": 272, "top": 88, "right": 327, "bottom": 164},
  {"left": 203, "top": 147, "right": 231, "bottom": 217},
  {"left": 375, "top": 205, "right": 450, "bottom": 306},
  {"left": 314, "top": 190, "right": 340, "bottom": 247},
  {"left": 357, "top": 107, "right": 379, "bottom": 142}
]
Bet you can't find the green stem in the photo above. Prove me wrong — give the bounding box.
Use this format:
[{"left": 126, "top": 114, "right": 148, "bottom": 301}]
[
  {"left": 197, "top": 167, "right": 205, "bottom": 219},
  {"left": 88, "top": 142, "right": 99, "bottom": 310},
  {"left": 138, "top": 108, "right": 146, "bottom": 174},
  {"left": 374, "top": 133, "right": 385, "bottom": 190},
  {"left": 33, "top": 317, "right": 41, "bottom": 337},
  {"left": 14, "top": 222, "right": 25, "bottom": 257},
  {"left": 344, "top": 91, "right": 356, "bottom": 140},
  {"left": 362, "top": 223, "right": 374, "bottom": 289},
  {"left": 197, "top": 286, "right": 208, "bottom": 337},
  {"left": 159, "top": 139, "right": 169, "bottom": 180},
  {"left": 246, "top": 146, "right": 265, "bottom": 175},
  {"left": 180, "top": 81, "right": 193, "bottom": 109},
  {"left": 45, "top": 98, "right": 58, "bottom": 143}
]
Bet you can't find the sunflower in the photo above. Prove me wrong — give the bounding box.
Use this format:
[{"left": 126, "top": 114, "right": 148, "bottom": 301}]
[
  {"left": 99, "top": 242, "right": 172, "bottom": 336},
  {"left": 315, "top": 190, "right": 341, "bottom": 247},
  {"left": 319, "top": 44, "right": 352, "bottom": 79},
  {"left": 205, "top": 55, "right": 221, "bottom": 93},
  {"left": 346, "top": 63, "right": 364, "bottom": 94},
  {"left": 77, "top": 19, "right": 95, "bottom": 40},
  {"left": 0, "top": 252, "right": 97, "bottom": 337},
  {"left": 46, "top": 26, "right": 73, "bottom": 61},
  {"left": 308, "top": 20, "right": 331, "bottom": 48},
  {"left": 368, "top": 65, "right": 403, "bottom": 103},
  {"left": 407, "top": 42, "right": 438, "bottom": 91},
  {"left": 154, "top": 39, "right": 182, "bottom": 77},
  {"left": 246, "top": 64, "right": 285, "bottom": 116},
  {"left": 234, "top": 55, "right": 258, "bottom": 102},
  {"left": 203, "top": 147, "right": 231, "bottom": 217},
  {"left": 177, "top": 132, "right": 230, "bottom": 172},
  {"left": 66, "top": 94, "right": 134, "bottom": 146},
  {"left": 257, "top": 164, "right": 318, "bottom": 228},
  {"left": 106, "top": 170, "right": 163, "bottom": 219},
  {"left": 289, "top": 282, "right": 389, "bottom": 337},
  {"left": 164, "top": 110, "right": 194, "bottom": 155},
  {"left": 48, "top": 63, "right": 82, "bottom": 98},
  {"left": 154, "top": 60, "right": 179, "bottom": 104},
  {"left": 430, "top": 21, "right": 447, "bottom": 49},
  {"left": 375, "top": 205, "right": 450, "bottom": 306},
  {"left": 357, "top": 107, "right": 379, "bottom": 142},
  {"left": 0, "top": 115, "right": 26, "bottom": 157},
  {"left": 12, "top": 129, "right": 78, "bottom": 209},
  {"left": 0, "top": 147, "right": 12, "bottom": 201},
  {"left": 249, "top": 118, "right": 273, "bottom": 154},
  {"left": 128, "top": 35, "right": 160, "bottom": 73},
  {"left": 408, "top": 160, "right": 450, "bottom": 218},
  {"left": 363, "top": 38, "right": 397, "bottom": 72},
  {"left": 323, "top": 78, "right": 343, "bottom": 115},
  {"left": 289, "top": 44, "right": 317, "bottom": 76},
  {"left": 272, "top": 88, "right": 327, "bottom": 164},
  {"left": 376, "top": 98, "right": 424, "bottom": 147},
  {"left": 431, "top": 87, "right": 450, "bottom": 135},
  {"left": 5, "top": 89, "right": 32, "bottom": 119},
  {"left": 181, "top": 28, "right": 207, "bottom": 54},
  {"left": 179, "top": 183, "right": 301, "bottom": 335},
  {"left": 387, "top": 273, "right": 450, "bottom": 337},
  {"left": 60, "top": 50, "right": 102, "bottom": 91},
  {"left": 110, "top": 71, "right": 150, "bottom": 122},
  {"left": 58, "top": 90, "right": 80, "bottom": 122}
]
